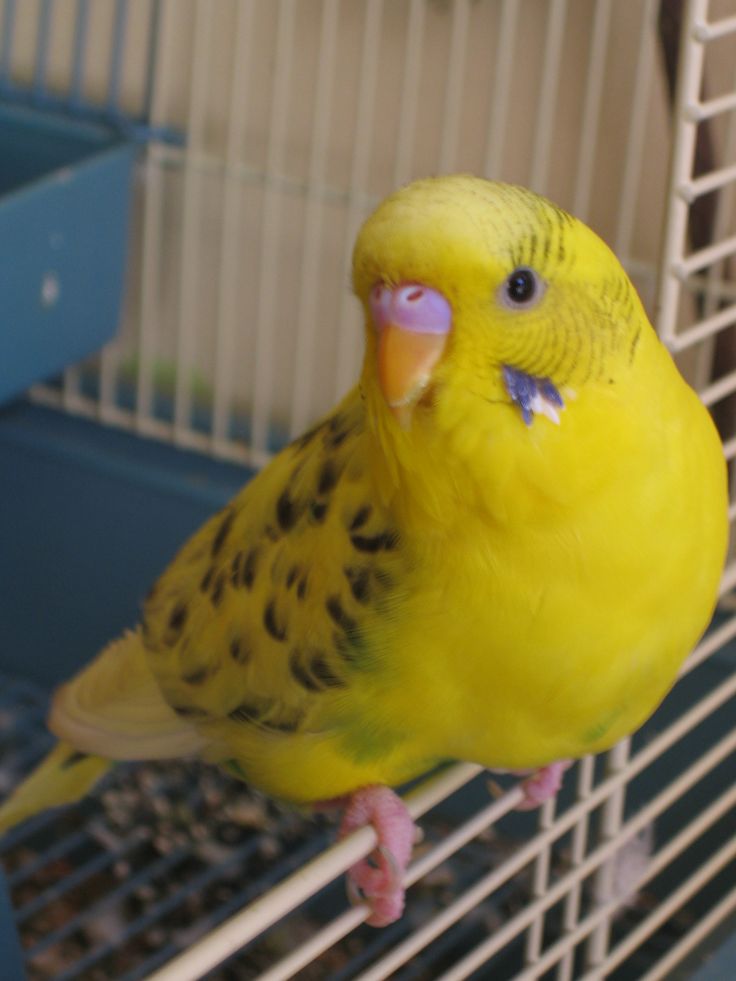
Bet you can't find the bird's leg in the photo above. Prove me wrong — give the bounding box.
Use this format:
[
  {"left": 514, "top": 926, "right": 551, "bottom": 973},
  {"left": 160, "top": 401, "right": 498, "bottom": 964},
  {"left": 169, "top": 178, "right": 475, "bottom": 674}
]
[
  {"left": 333, "top": 785, "right": 416, "bottom": 927},
  {"left": 516, "top": 760, "right": 572, "bottom": 810}
]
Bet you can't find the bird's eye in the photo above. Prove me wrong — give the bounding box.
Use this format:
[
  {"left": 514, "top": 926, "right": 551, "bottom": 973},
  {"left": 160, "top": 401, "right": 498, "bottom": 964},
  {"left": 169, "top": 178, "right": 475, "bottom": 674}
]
[{"left": 500, "top": 267, "right": 545, "bottom": 310}]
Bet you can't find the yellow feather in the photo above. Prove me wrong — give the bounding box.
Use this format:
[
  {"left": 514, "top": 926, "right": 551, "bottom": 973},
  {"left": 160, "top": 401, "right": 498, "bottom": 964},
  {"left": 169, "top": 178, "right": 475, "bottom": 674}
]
[
  {"left": 0, "top": 743, "right": 110, "bottom": 834},
  {"left": 1, "top": 175, "right": 727, "bottom": 830}
]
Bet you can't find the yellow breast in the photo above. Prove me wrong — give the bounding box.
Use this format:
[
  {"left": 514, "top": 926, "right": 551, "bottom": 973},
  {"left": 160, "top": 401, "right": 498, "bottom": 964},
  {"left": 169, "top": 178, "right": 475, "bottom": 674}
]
[{"left": 352, "top": 331, "right": 728, "bottom": 774}]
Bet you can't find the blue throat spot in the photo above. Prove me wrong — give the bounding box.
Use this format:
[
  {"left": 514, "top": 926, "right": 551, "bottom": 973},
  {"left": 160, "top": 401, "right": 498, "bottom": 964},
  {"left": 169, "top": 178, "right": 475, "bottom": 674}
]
[{"left": 502, "top": 365, "right": 564, "bottom": 426}]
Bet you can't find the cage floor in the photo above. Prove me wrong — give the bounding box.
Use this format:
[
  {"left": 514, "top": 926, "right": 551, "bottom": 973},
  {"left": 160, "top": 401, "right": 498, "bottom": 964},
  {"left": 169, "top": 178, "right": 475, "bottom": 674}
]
[{"left": 0, "top": 657, "right": 734, "bottom": 981}]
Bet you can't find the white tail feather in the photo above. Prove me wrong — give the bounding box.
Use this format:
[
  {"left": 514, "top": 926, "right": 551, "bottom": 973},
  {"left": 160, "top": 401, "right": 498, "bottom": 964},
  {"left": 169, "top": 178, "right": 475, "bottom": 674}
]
[{"left": 49, "top": 630, "right": 206, "bottom": 760}]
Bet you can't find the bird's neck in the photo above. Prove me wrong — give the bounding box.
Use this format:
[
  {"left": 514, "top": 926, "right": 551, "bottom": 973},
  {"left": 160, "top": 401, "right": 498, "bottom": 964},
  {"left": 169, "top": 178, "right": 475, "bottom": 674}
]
[{"left": 361, "top": 331, "right": 676, "bottom": 539}]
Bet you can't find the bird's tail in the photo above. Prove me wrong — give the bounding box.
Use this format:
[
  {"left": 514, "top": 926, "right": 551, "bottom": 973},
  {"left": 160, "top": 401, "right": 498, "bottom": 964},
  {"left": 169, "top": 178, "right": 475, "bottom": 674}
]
[
  {"left": 0, "top": 742, "right": 112, "bottom": 835},
  {"left": 0, "top": 628, "right": 205, "bottom": 836}
]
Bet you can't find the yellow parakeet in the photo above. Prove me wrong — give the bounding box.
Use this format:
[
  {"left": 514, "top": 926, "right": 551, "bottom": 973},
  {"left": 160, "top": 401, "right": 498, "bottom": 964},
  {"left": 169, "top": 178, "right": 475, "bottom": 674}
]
[{"left": 0, "top": 176, "right": 728, "bottom": 926}]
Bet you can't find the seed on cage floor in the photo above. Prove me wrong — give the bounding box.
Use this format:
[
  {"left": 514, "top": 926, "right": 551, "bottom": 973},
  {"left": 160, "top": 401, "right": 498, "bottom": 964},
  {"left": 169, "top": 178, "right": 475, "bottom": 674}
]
[
  {"left": 211, "top": 822, "right": 243, "bottom": 846},
  {"left": 258, "top": 834, "right": 282, "bottom": 860},
  {"left": 193, "top": 839, "right": 237, "bottom": 864},
  {"left": 30, "top": 946, "right": 74, "bottom": 979},
  {"left": 152, "top": 795, "right": 172, "bottom": 816},
  {"left": 225, "top": 797, "right": 269, "bottom": 827},
  {"left": 101, "top": 809, "right": 124, "bottom": 828},
  {"left": 418, "top": 861, "right": 455, "bottom": 889},
  {"left": 214, "top": 883, "right": 239, "bottom": 904},
  {"left": 171, "top": 805, "right": 197, "bottom": 827},
  {"left": 153, "top": 834, "right": 177, "bottom": 855},
  {"left": 190, "top": 821, "right": 209, "bottom": 840},
  {"left": 169, "top": 924, "right": 206, "bottom": 952},
  {"left": 476, "top": 825, "right": 499, "bottom": 845},
  {"left": 134, "top": 883, "right": 157, "bottom": 903},
  {"left": 139, "top": 769, "right": 169, "bottom": 793},
  {"left": 87, "top": 821, "right": 129, "bottom": 852},
  {"left": 85, "top": 908, "right": 128, "bottom": 944},
  {"left": 101, "top": 789, "right": 120, "bottom": 808},
  {"left": 203, "top": 787, "right": 225, "bottom": 809},
  {"left": 470, "top": 902, "right": 505, "bottom": 934},
  {"left": 143, "top": 927, "right": 168, "bottom": 949}
]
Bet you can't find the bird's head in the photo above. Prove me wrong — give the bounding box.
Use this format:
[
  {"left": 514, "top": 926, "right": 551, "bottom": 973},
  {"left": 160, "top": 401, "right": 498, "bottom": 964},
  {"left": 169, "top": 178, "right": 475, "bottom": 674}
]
[{"left": 352, "top": 176, "right": 650, "bottom": 446}]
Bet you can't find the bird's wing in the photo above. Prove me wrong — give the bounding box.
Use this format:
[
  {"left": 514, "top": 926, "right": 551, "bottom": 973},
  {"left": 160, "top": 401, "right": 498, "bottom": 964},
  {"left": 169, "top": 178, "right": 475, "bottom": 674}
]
[{"left": 142, "top": 391, "right": 408, "bottom": 745}]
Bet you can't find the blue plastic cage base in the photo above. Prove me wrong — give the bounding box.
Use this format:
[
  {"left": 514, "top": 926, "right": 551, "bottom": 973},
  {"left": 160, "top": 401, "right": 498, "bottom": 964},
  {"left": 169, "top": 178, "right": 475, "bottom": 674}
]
[
  {"left": 0, "top": 404, "right": 734, "bottom": 979},
  {"left": 0, "top": 103, "right": 134, "bottom": 406}
]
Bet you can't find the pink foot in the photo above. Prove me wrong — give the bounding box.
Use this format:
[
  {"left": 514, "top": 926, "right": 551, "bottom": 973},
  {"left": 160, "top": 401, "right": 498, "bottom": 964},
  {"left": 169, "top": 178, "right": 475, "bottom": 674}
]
[
  {"left": 516, "top": 760, "right": 572, "bottom": 811},
  {"left": 338, "top": 785, "right": 415, "bottom": 927}
]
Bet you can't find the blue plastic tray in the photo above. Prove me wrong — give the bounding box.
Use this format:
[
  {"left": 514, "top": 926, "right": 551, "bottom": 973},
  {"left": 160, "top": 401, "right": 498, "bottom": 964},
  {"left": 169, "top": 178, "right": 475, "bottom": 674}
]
[{"left": 0, "top": 104, "right": 135, "bottom": 404}]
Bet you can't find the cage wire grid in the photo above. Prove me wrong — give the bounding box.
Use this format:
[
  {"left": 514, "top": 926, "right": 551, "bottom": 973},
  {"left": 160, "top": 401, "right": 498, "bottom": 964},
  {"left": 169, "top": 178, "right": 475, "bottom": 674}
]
[{"left": 0, "top": 0, "right": 735, "bottom": 979}]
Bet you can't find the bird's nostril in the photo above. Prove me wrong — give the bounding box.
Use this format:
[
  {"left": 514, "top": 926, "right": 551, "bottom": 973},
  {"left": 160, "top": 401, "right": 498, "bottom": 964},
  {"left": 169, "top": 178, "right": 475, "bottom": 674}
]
[{"left": 406, "top": 288, "right": 423, "bottom": 302}]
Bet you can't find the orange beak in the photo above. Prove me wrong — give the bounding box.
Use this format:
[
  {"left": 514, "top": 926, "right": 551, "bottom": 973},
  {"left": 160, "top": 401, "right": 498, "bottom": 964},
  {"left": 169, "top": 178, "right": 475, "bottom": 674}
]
[
  {"left": 370, "top": 283, "right": 452, "bottom": 428},
  {"left": 377, "top": 326, "right": 448, "bottom": 428}
]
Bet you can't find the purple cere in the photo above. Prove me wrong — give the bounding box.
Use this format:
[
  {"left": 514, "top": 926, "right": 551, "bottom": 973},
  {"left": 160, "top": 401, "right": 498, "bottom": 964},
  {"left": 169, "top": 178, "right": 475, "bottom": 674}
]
[
  {"left": 502, "top": 365, "right": 563, "bottom": 426},
  {"left": 369, "top": 283, "right": 452, "bottom": 335}
]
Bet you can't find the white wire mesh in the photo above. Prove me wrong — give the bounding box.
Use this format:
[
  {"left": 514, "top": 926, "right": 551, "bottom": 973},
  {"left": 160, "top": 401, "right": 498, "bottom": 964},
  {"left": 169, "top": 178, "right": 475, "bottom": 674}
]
[{"left": 2, "top": 0, "right": 735, "bottom": 978}]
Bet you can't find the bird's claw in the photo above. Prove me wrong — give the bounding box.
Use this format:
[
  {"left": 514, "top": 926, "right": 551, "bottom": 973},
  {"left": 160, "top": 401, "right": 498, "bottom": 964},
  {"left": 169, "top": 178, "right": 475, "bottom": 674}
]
[
  {"left": 338, "top": 785, "right": 415, "bottom": 927},
  {"left": 347, "top": 844, "right": 405, "bottom": 926},
  {"left": 516, "top": 760, "right": 572, "bottom": 810}
]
